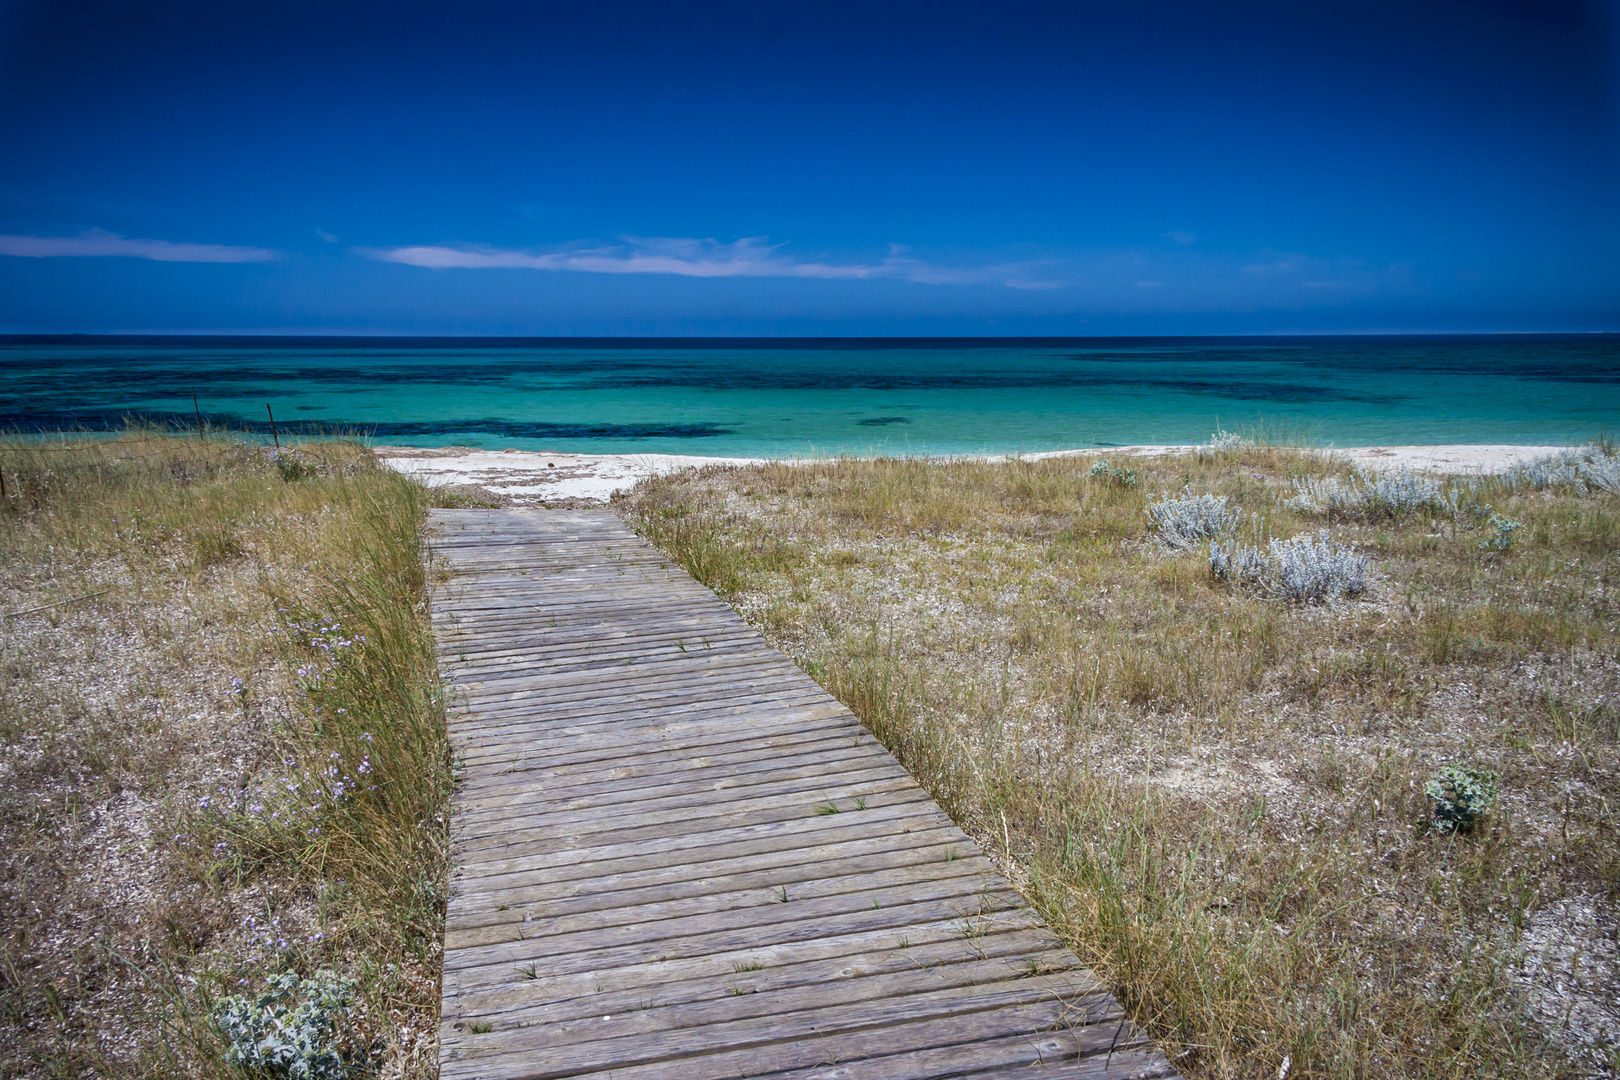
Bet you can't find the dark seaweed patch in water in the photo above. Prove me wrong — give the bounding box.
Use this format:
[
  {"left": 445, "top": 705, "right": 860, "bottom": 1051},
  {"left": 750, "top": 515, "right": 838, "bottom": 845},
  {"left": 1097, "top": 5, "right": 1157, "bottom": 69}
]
[
  {"left": 856, "top": 416, "right": 911, "bottom": 426},
  {"left": 0, "top": 408, "right": 730, "bottom": 440},
  {"left": 0, "top": 347, "right": 1405, "bottom": 404},
  {"left": 0, "top": 362, "right": 1405, "bottom": 406},
  {"left": 569, "top": 369, "right": 1404, "bottom": 404},
  {"left": 355, "top": 419, "right": 729, "bottom": 439}
]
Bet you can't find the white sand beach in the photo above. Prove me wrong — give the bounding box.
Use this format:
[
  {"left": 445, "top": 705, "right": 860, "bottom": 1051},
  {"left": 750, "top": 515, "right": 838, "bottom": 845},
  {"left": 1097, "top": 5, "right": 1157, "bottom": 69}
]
[{"left": 378, "top": 443, "right": 1568, "bottom": 505}]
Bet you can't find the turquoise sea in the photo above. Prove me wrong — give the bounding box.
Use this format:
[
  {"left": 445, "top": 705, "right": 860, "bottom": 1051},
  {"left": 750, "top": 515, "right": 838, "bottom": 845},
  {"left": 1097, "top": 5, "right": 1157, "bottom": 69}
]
[{"left": 2, "top": 336, "right": 1617, "bottom": 456}]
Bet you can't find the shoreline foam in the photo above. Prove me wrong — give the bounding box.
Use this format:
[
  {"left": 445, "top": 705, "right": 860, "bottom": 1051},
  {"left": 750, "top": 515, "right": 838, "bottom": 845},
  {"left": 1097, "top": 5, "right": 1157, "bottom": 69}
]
[{"left": 379, "top": 443, "right": 1567, "bottom": 505}]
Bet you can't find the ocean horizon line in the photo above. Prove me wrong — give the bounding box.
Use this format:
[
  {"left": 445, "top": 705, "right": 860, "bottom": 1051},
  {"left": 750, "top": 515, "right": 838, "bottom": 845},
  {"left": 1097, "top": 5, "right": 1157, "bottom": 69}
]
[{"left": 4, "top": 330, "right": 1620, "bottom": 347}]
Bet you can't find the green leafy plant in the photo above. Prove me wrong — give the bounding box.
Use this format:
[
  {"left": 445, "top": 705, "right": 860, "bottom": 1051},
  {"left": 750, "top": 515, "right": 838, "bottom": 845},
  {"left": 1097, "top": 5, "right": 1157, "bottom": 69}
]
[
  {"left": 269, "top": 448, "right": 317, "bottom": 482},
  {"left": 1088, "top": 459, "right": 1138, "bottom": 488},
  {"left": 1424, "top": 765, "right": 1500, "bottom": 833},
  {"left": 212, "top": 970, "right": 355, "bottom": 1080},
  {"left": 1480, "top": 514, "right": 1521, "bottom": 552}
]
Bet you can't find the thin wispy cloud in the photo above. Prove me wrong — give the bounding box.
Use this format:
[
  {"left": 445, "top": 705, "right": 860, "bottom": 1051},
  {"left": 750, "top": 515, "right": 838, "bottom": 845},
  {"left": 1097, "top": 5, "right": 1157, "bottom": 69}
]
[
  {"left": 0, "top": 228, "right": 278, "bottom": 262},
  {"left": 364, "top": 236, "right": 1040, "bottom": 287},
  {"left": 360, "top": 234, "right": 1418, "bottom": 307}
]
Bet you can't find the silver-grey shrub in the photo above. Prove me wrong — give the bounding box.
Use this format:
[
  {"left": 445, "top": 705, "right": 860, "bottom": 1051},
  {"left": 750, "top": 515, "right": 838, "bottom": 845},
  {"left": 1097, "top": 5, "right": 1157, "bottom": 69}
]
[
  {"left": 213, "top": 970, "right": 355, "bottom": 1080},
  {"left": 1147, "top": 489, "right": 1240, "bottom": 550},
  {"left": 1287, "top": 468, "right": 1445, "bottom": 521},
  {"left": 1505, "top": 444, "right": 1620, "bottom": 495},
  {"left": 1195, "top": 429, "right": 1251, "bottom": 458},
  {"left": 1208, "top": 538, "right": 1267, "bottom": 584},
  {"left": 1211, "top": 529, "right": 1369, "bottom": 603},
  {"left": 1270, "top": 530, "right": 1369, "bottom": 602}
]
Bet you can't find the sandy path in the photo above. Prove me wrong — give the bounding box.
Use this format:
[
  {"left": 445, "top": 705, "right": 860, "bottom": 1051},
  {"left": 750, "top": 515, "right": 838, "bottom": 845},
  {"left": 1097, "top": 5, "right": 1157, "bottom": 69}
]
[{"left": 378, "top": 443, "right": 1567, "bottom": 505}]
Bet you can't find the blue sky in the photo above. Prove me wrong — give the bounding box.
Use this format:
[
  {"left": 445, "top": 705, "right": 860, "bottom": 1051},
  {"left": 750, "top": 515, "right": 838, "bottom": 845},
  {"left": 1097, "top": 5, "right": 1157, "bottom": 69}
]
[{"left": 0, "top": 0, "right": 1616, "bottom": 335}]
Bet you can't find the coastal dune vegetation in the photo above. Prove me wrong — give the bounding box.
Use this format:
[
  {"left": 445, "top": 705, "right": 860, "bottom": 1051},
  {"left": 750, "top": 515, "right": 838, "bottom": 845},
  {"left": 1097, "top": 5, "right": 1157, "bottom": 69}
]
[
  {"left": 4, "top": 427, "right": 1616, "bottom": 1079},
  {"left": 0, "top": 431, "right": 469, "bottom": 1079},
  {"left": 621, "top": 441, "right": 1620, "bottom": 1079}
]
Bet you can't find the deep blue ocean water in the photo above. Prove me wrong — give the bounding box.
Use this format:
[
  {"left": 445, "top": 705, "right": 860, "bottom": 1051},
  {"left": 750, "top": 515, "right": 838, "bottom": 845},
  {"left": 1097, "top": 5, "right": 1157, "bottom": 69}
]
[{"left": 3, "top": 336, "right": 1617, "bottom": 456}]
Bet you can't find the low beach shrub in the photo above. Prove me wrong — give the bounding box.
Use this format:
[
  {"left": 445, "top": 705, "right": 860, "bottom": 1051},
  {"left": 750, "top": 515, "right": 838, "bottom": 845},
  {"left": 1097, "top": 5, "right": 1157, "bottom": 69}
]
[
  {"left": 1286, "top": 467, "right": 1445, "bottom": 521},
  {"left": 1505, "top": 443, "right": 1620, "bottom": 495},
  {"left": 1196, "top": 429, "right": 1251, "bottom": 457},
  {"left": 1206, "top": 536, "right": 1267, "bottom": 585},
  {"left": 1146, "top": 489, "right": 1239, "bottom": 550},
  {"left": 1424, "top": 765, "right": 1500, "bottom": 833},
  {"left": 1210, "top": 529, "right": 1369, "bottom": 603},
  {"left": 1267, "top": 530, "right": 1369, "bottom": 602}
]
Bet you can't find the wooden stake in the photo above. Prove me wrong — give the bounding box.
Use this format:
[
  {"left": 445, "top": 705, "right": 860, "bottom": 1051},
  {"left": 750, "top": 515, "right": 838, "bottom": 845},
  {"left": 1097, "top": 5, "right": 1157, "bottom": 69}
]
[
  {"left": 266, "top": 404, "right": 280, "bottom": 448},
  {"left": 193, "top": 391, "right": 204, "bottom": 441}
]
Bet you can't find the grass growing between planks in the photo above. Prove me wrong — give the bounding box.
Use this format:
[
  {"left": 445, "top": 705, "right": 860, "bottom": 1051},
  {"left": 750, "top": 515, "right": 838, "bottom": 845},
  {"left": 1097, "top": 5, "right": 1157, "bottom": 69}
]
[
  {"left": 619, "top": 447, "right": 1620, "bottom": 1080},
  {"left": 0, "top": 432, "right": 466, "bottom": 1078}
]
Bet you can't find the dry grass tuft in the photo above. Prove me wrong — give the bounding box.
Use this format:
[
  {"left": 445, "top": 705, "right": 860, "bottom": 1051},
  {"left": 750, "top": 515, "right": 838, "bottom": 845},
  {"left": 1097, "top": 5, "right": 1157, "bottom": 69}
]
[
  {"left": 619, "top": 450, "right": 1620, "bottom": 1079},
  {"left": 0, "top": 431, "right": 451, "bottom": 1079}
]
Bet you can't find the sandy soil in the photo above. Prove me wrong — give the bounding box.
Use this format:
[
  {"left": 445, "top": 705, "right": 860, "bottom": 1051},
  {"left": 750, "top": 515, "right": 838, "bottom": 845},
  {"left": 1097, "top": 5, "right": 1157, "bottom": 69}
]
[{"left": 378, "top": 443, "right": 1569, "bottom": 505}]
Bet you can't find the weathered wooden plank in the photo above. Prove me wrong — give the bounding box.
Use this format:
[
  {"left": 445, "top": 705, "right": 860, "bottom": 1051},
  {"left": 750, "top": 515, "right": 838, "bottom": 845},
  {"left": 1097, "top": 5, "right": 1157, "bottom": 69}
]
[
  {"left": 450, "top": 800, "right": 961, "bottom": 885},
  {"left": 449, "top": 1002, "right": 1127, "bottom": 1080},
  {"left": 445, "top": 877, "right": 1022, "bottom": 961},
  {"left": 441, "top": 961, "right": 1100, "bottom": 1059},
  {"left": 451, "top": 790, "right": 943, "bottom": 861},
  {"left": 446, "top": 684, "right": 838, "bottom": 732},
  {"left": 450, "top": 723, "right": 866, "bottom": 779},
  {"left": 450, "top": 709, "right": 858, "bottom": 776},
  {"left": 429, "top": 508, "right": 1174, "bottom": 1080},
  {"left": 447, "top": 793, "right": 950, "bottom": 890},
  {"left": 444, "top": 853, "right": 988, "bottom": 936},
  {"left": 767, "top": 1038, "right": 1177, "bottom": 1080},
  {"left": 449, "top": 823, "right": 968, "bottom": 901},
  {"left": 451, "top": 787, "right": 936, "bottom": 860},
  {"left": 438, "top": 629, "right": 763, "bottom": 667},
  {"left": 445, "top": 925, "right": 1069, "bottom": 1027},
  {"left": 453, "top": 846, "right": 997, "bottom": 932},
  {"left": 449, "top": 655, "right": 811, "bottom": 697},
  {"left": 450, "top": 725, "right": 881, "bottom": 793},
  {"left": 455, "top": 739, "right": 895, "bottom": 808},
  {"left": 445, "top": 981, "right": 1121, "bottom": 1079},
  {"left": 442, "top": 911, "right": 1051, "bottom": 1004}
]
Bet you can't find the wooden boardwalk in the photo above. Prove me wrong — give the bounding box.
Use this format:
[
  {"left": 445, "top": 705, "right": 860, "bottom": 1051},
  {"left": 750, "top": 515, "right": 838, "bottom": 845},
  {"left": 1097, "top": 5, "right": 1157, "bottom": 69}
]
[{"left": 429, "top": 508, "right": 1176, "bottom": 1080}]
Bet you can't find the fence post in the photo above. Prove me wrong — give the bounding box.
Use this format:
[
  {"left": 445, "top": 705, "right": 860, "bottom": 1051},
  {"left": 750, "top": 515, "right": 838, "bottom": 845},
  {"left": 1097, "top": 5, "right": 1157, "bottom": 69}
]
[{"left": 266, "top": 405, "right": 280, "bottom": 448}]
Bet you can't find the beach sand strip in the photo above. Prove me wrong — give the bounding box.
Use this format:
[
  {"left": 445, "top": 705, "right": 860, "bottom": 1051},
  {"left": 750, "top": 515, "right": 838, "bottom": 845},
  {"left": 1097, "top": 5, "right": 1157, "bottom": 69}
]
[{"left": 387, "top": 444, "right": 1563, "bottom": 506}]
